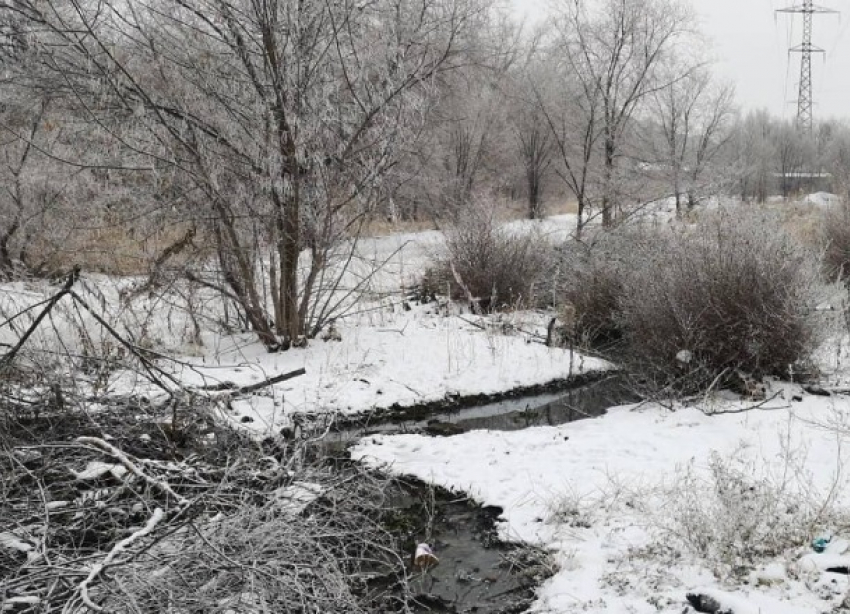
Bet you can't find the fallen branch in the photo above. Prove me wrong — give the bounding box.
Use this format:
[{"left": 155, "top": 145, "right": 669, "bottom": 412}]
[
  {"left": 0, "top": 267, "right": 79, "bottom": 371},
  {"left": 198, "top": 367, "right": 306, "bottom": 395}
]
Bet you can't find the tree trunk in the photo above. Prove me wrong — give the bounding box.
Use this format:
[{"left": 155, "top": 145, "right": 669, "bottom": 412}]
[{"left": 602, "top": 137, "right": 615, "bottom": 227}]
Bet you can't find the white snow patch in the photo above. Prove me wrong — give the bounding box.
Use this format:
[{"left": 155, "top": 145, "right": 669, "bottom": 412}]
[
  {"left": 352, "top": 394, "right": 850, "bottom": 613},
  {"left": 0, "top": 532, "right": 33, "bottom": 553},
  {"left": 72, "top": 461, "right": 129, "bottom": 481},
  {"left": 804, "top": 192, "right": 840, "bottom": 207}
]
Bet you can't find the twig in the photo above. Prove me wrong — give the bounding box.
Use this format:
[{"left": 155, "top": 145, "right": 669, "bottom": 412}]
[
  {"left": 69, "top": 289, "right": 183, "bottom": 393},
  {"left": 76, "top": 507, "right": 165, "bottom": 612}
]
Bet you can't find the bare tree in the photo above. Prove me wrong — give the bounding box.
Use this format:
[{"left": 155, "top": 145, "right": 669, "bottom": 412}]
[
  {"left": 733, "top": 110, "right": 776, "bottom": 203},
  {"left": 516, "top": 118, "right": 554, "bottom": 219},
  {"left": 7, "top": 0, "right": 488, "bottom": 350},
  {"left": 551, "top": 0, "right": 695, "bottom": 226},
  {"left": 774, "top": 120, "right": 814, "bottom": 198},
  {"left": 533, "top": 50, "right": 599, "bottom": 236},
  {"left": 649, "top": 68, "right": 735, "bottom": 214}
]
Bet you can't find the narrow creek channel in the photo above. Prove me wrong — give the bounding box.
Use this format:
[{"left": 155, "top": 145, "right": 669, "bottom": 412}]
[{"left": 336, "top": 375, "right": 638, "bottom": 613}]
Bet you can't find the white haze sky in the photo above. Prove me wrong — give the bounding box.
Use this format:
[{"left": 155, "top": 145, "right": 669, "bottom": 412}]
[{"left": 511, "top": 0, "right": 850, "bottom": 122}]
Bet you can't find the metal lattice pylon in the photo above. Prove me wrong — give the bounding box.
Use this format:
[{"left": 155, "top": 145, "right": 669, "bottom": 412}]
[{"left": 777, "top": 1, "right": 838, "bottom": 133}]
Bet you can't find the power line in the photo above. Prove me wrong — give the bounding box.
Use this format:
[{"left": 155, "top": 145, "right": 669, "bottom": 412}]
[{"left": 777, "top": 1, "right": 839, "bottom": 132}]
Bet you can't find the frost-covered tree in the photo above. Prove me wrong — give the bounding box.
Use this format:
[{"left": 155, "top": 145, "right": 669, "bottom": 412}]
[
  {"left": 6, "top": 0, "right": 489, "bottom": 349},
  {"left": 549, "top": 0, "right": 695, "bottom": 227},
  {"left": 649, "top": 68, "right": 735, "bottom": 214}
]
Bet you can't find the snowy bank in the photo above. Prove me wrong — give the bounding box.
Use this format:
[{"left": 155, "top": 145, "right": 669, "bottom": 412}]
[
  {"left": 161, "top": 307, "right": 610, "bottom": 434},
  {"left": 352, "top": 387, "right": 850, "bottom": 613}
]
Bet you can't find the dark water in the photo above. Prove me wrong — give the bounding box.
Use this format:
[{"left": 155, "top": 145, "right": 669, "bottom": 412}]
[
  {"left": 342, "top": 375, "right": 638, "bottom": 613},
  {"left": 329, "top": 374, "right": 636, "bottom": 444},
  {"left": 389, "top": 481, "right": 546, "bottom": 614}
]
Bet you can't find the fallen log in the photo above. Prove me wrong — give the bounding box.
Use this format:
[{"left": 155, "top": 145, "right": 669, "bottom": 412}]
[{"left": 199, "top": 368, "right": 306, "bottom": 394}]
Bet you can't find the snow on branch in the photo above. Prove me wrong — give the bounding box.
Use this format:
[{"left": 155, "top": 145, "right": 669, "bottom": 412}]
[
  {"left": 77, "top": 507, "right": 165, "bottom": 612},
  {"left": 75, "top": 436, "right": 188, "bottom": 506}
]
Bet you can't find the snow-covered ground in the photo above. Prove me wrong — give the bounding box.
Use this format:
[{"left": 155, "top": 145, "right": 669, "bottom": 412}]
[
  {"left": 0, "top": 213, "right": 606, "bottom": 435},
  {"left": 160, "top": 306, "right": 609, "bottom": 432},
  {"left": 353, "top": 386, "right": 850, "bottom": 613}
]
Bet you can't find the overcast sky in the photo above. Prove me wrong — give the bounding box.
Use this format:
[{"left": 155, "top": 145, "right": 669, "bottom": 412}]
[{"left": 511, "top": 0, "right": 850, "bottom": 122}]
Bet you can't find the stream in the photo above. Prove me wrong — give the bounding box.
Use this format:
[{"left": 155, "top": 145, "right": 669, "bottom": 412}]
[{"left": 339, "top": 374, "right": 638, "bottom": 613}]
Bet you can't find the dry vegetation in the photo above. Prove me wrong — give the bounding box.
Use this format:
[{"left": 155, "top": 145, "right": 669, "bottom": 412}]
[
  {"left": 437, "top": 201, "right": 552, "bottom": 312},
  {"left": 0, "top": 399, "right": 415, "bottom": 613}
]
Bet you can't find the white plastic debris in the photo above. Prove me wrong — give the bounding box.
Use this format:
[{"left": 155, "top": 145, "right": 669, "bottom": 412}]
[
  {"left": 675, "top": 349, "right": 693, "bottom": 365},
  {"left": 413, "top": 543, "right": 439, "bottom": 569}
]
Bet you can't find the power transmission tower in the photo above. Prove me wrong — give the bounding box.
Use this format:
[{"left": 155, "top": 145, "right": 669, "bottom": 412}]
[{"left": 777, "top": 2, "right": 838, "bottom": 133}]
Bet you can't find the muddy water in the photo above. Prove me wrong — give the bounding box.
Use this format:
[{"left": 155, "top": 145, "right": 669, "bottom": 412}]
[
  {"left": 341, "top": 375, "right": 638, "bottom": 613},
  {"left": 390, "top": 480, "right": 546, "bottom": 614}
]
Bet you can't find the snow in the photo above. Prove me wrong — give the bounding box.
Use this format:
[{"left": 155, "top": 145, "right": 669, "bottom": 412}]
[
  {"left": 804, "top": 192, "right": 840, "bottom": 208},
  {"left": 72, "top": 461, "right": 129, "bottom": 481},
  {"left": 352, "top": 388, "right": 850, "bottom": 613},
  {"left": 164, "top": 307, "right": 609, "bottom": 434},
  {"left": 0, "top": 532, "right": 34, "bottom": 553},
  {"left": 0, "top": 214, "right": 605, "bottom": 436},
  {"left": 8, "top": 208, "right": 850, "bottom": 612}
]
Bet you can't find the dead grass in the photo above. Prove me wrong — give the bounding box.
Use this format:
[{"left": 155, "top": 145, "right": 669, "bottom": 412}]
[
  {"left": 361, "top": 217, "right": 439, "bottom": 237},
  {"left": 365, "top": 196, "right": 579, "bottom": 237},
  {"left": 35, "top": 221, "right": 205, "bottom": 276}
]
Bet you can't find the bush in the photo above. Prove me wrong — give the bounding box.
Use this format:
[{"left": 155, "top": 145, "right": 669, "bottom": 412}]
[
  {"left": 616, "top": 210, "right": 822, "bottom": 393},
  {"left": 554, "top": 229, "right": 644, "bottom": 349},
  {"left": 820, "top": 201, "right": 850, "bottom": 282},
  {"left": 664, "top": 451, "right": 839, "bottom": 580},
  {"left": 440, "top": 202, "right": 551, "bottom": 312}
]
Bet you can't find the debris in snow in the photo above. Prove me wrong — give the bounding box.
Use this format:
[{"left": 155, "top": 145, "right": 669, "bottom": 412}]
[
  {"left": 413, "top": 543, "right": 439, "bottom": 569},
  {"left": 0, "top": 532, "right": 34, "bottom": 553},
  {"left": 812, "top": 535, "right": 833, "bottom": 553},
  {"left": 686, "top": 590, "right": 760, "bottom": 614},
  {"left": 687, "top": 592, "right": 732, "bottom": 614},
  {"left": 274, "top": 481, "right": 323, "bottom": 514}
]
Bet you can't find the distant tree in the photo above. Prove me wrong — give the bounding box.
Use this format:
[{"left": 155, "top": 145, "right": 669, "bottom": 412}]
[
  {"left": 774, "top": 121, "right": 811, "bottom": 198},
  {"left": 533, "top": 50, "right": 599, "bottom": 236},
  {"left": 551, "top": 0, "right": 695, "bottom": 227},
  {"left": 505, "top": 37, "right": 555, "bottom": 220},
  {"left": 734, "top": 110, "right": 776, "bottom": 203},
  {"left": 649, "top": 68, "right": 735, "bottom": 214}
]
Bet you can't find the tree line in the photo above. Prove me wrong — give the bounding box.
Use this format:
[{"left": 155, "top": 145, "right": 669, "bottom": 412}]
[{"left": 1, "top": 0, "right": 848, "bottom": 349}]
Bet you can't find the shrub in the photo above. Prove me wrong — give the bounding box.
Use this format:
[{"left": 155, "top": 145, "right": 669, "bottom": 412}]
[
  {"left": 664, "top": 451, "right": 839, "bottom": 580},
  {"left": 819, "top": 201, "right": 850, "bottom": 282},
  {"left": 616, "top": 210, "right": 822, "bottom": 393},
  {"left": 440, "top": 202, "right": 551, "bottom": 312},
  {"left": 554, "top": 229, "right": 645, "bottom": 349}
]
